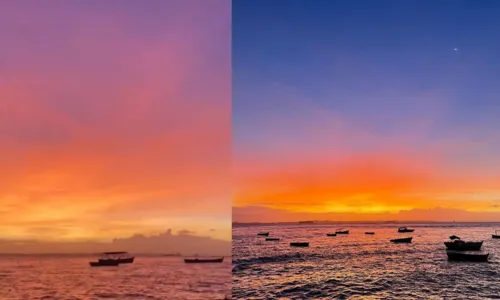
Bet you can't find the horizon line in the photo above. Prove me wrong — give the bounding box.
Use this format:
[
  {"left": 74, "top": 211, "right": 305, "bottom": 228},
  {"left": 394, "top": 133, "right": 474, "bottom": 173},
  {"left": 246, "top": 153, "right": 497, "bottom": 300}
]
[
  {"left": 0, "top": 252, "right": 232, "bottom": 256},
  {"left": 233, "top": 221, "right": 500, "bottom": 226}
]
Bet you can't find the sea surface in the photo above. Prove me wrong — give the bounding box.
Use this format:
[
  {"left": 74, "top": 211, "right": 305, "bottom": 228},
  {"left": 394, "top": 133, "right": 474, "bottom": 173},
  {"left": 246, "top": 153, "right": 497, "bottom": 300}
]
[
  {"left": 232, "top": 223, "right": 500, "bottom": 299},
  {"left": 0, "top": 255, "right": 231, "bottom": 300}
]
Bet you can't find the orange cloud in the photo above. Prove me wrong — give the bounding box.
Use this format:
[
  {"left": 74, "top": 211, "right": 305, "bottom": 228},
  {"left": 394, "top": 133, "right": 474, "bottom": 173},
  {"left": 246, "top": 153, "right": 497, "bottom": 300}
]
[{"left": 236, "top": 151, "right": 434, "bottom": 212}]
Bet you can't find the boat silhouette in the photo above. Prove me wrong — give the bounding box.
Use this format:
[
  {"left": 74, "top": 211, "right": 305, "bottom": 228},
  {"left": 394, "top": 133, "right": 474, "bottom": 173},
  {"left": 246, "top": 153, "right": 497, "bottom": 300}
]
[
  {"left": 98, "top": 251, "right": 135, "bottom": 264},
  {"left": 390, "top": 237, "right": 412, "bottom": 243},
  {"left": 446, "top": 251, "right": 489, "bottom": 262},
  {"left": 398, "top": 227, "right": 414, "bottom": 233},
  {"left": 89, "top": 260, "right": 119, "bottom": 267},
  {"left": 444, "top": 240, "right": 483, "bottom": 251},
  {"left": 183, "top": 256, "right": 224, "bottom": 263}
]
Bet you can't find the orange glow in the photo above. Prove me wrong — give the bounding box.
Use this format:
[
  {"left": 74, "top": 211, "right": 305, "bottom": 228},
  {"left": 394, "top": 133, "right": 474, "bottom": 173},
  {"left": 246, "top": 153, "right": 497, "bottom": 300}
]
[{"left": 234, "top": 133, "right": 500, "bottom": 222}]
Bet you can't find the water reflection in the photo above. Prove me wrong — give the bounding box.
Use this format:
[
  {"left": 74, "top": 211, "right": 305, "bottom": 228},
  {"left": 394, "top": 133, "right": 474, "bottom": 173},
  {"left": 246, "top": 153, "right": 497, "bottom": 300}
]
[
  {"left": 0, "top": 255, "right": 231, "bottom": 299},
  {"left": 233, "top": 224, "right": 500, "bottom": 299}
]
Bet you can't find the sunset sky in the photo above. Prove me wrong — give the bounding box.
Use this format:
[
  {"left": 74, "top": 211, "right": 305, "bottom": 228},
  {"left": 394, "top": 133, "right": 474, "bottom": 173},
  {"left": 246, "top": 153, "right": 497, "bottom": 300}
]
[
  {"left": 233, "top": 0, "right": 500, "bottom": 222},
  {"left": 0, "top": 0, "right": 230, "bottom": 244}
]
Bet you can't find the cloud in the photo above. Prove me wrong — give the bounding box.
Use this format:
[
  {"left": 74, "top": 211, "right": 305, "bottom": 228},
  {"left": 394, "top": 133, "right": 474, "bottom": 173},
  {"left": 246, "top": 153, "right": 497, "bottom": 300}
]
[
  {"left": 0, "top": 229, "right": 230, "bottom": 255},
  {"left": 177, "top": 230, "right": 196, "bottom": 235}
]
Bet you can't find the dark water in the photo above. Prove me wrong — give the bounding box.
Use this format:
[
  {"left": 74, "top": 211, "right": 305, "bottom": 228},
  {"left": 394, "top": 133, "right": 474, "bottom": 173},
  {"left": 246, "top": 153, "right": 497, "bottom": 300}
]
[
  {"left": 0, "top": 255, "right": 231, "bottom": 299},
  {"left": 232, "top": 223, "right": 500, "bottom": 299}
]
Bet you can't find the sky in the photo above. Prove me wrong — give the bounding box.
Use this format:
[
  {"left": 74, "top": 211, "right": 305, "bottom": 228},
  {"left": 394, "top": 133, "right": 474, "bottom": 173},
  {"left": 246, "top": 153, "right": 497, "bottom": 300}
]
[
  {"left": 0, "top": 0, "right": 231, "bottom": 249},
  {"left": 233, "top": 0, "right": 500, "bottom": 222}
]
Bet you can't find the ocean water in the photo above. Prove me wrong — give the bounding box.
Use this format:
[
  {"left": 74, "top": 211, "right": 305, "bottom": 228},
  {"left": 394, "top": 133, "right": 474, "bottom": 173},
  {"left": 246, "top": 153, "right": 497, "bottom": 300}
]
[
  {"left": 232, "top": 223, "right": 500, "bottom": 299},
  {"left": 0, "top": 255, "right": 231, "bottom": 300}
]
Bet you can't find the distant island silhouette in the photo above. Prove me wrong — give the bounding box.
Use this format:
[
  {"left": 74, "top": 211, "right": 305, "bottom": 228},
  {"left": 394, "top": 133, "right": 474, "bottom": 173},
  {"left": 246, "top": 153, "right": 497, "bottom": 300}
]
[
  {"left": 232, "top": 221, "right": 500, "bottom": 227},
  {"left": 0, "top": 229, "right": 230, "bottom": 256}
]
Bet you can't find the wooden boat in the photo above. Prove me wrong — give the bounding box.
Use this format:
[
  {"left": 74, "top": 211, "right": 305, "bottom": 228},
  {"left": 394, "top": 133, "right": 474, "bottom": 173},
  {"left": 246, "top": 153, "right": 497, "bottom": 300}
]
[
  {"left": 444, "top": 240, "right": 483, "bottom": 251},
  {"left": 398, "top": 227, "right": 414, "bottom": 233},
  {"left": 257, "top": 232, "right": 270, "bottom": 236},
  {"left": 365, "top": 232, "right": 375, "bottom": 235},
  {"left": 446, "top": 251, "right": 489, "bottom": 262},
  {"left": 449, "top": 235, "right": 460, "bottom": 240},
  {"left": 326, "top": 233, "right": 337, "bottom": 237},
  {"left": 390, "top": 237, "right": 412, "bottom": 243},
  {"left": 335, "top": 229, "right": 349, "bottom": 234},
  {"left": 98, "top": 251, "right": 135, "bottom": 264},
  {"left": 290, "top": 242, "right": 309, "bottom": 247},
  {"left": 492, "top": 230, "right": 500, "bottom": 239},
  {"left": 184, "top": 257, "right": 224, "bottom": 263},
  {"left": 265, "top": 238, "right": 280, "bottom": 241},
  {"left": 89, "top": 260, "right": 119, "bottom": 267}
]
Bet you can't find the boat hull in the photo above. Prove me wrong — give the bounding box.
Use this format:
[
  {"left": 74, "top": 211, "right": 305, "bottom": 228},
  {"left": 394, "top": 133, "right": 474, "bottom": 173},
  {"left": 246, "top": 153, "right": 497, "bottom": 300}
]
[
  {"left": 290, "top": 242, "right": 309, "bottom": 247},
  {"left": 444, "top": 241, "right": 482, "bottom": 251},
  {"left": 326, "top": 233, "right": 337, "bottom": 237},
  {"left": 492, "top": 235, "right": 500, "bottom": 239},
  {"left": 365, "top": 232, "right": 375, "bottom": 235},
  {"left": 257, "top": 232, "right": 269, "bottom": 236},
  {"left": 390, "top": 237, "right": 412, "bottom": 243},
  {"left": 336, "top": 231, "right": 349, "bottom": 234},
  {"left": 265, "top": 238, "right": 280, "bottom": 241},
  {"left": 89, "top": 261, "right": 119, "bottom": 267},
  {"left": 184, "top": 258, "right": 224, "bottom": 263},
  {"left": 98, "top": 257, "right": 135, "bottom": 264},
  {"left": 446, "top": 251, "right": 489, "bottom": 262}
]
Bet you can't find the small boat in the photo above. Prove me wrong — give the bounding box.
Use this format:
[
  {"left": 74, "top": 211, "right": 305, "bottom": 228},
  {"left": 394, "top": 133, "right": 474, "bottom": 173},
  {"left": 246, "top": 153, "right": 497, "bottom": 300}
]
[
  {"left": 184, "top": 257, "right": 224, "bottom": 263},
  {"left": 444, "top": 240, "right": 483, "bottom": 251},
  {"left": 446, "top": 251, "right": 489, "bottom": 262},
  {"left": 290, "top": 242, "right": 309, "bottom": 247},
  {"left": 336, "top": 229, "right": 349, "bottom": 234},
  {"left": 398, "top": 227, "right": 414, "bottom": 233},
  {"left": 89, "top": 260, "right": 119, "bottom": 267},
  {"left": 365, "top": 232, "right": 375, "bottom": 235},
  {"left": 492, "top": 230, "right": 500, "bottom": 239},
  {"left": 257, "top": 232, "right": 270, "bottom": 236},
  {"left": 390, "top": 237, "right": 412, "bottom": 243},
  {"left": 449, "top": 235, "right": 460, "bottom": 240},
  {"left": 326, "top": 233, "right": 337, "bottom": 237},
  {"left": 265, "top": 238, "right": 280, "bottom": 241},
  {"left": 98, "top": 251, "right": 135, "bottom": 264}
]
